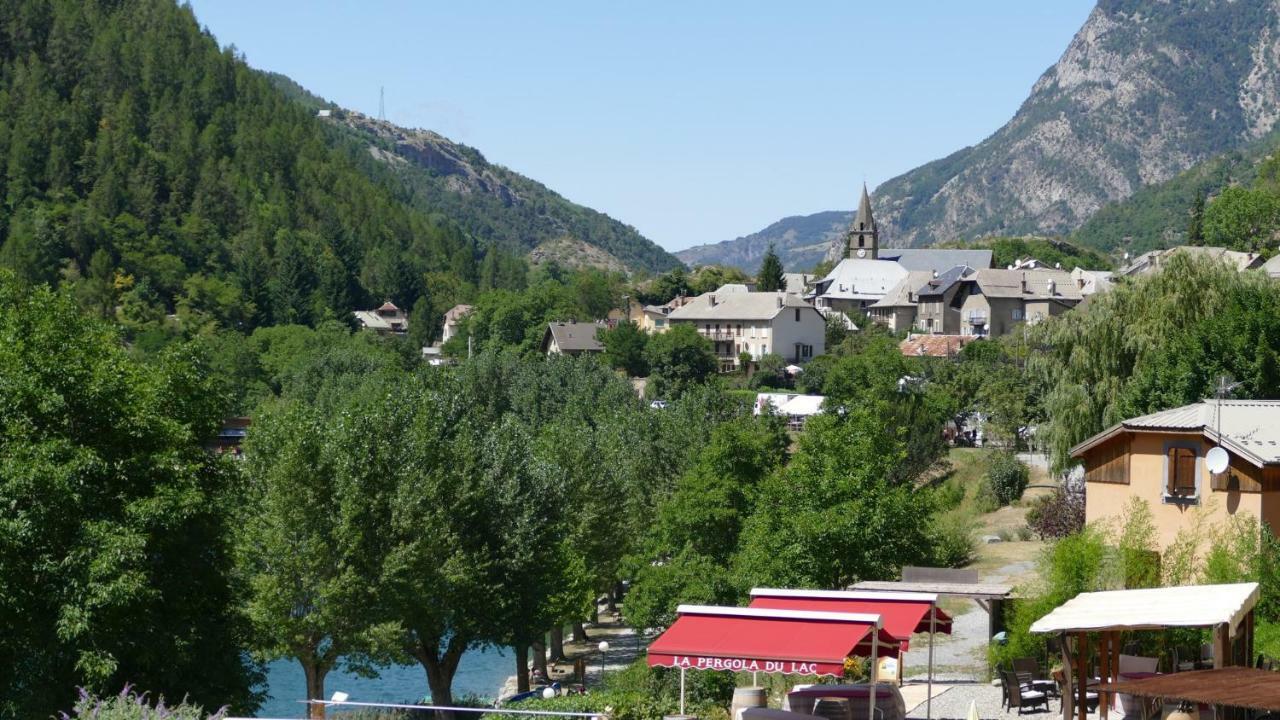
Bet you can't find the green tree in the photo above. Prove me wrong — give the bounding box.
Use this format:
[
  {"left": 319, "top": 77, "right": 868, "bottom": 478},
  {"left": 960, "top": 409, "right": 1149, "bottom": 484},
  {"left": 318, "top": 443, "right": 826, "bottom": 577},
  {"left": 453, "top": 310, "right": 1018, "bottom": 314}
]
[
  {"left": 238, "top": 395, "right": 389, "bottom": 718},
  {"left": 601, "top": 320, "right": 650, "bottom": 376},
  {"left": 756, "top": 244, "right": 785, "bottom": 291},
  {"left": 645, "top": 324, "right": 718, "bottom": 399},
  {"left": 1188, "top": 190, "right": 1206, "bottom": 245},
  {"left": 733, "top": 409, "right": 933, "bottom": 588},
  {"left": 1202, "top": 186, "right": 1280, "bottom": 250},
  {"left": 0, "top": 278, "right": 259, "bottom": 718}
]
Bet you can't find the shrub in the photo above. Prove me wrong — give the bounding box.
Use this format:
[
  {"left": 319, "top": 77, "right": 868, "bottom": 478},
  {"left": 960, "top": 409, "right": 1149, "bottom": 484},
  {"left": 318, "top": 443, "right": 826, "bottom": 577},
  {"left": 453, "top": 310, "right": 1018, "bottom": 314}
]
[
  {"left": 970, "top": 477, "right": 1001, "bottom": 514},
  {"left": 1026, "top": 485, "right": 1085, "bottom": 539},
  {"left": 60, "top": 687, "right": 225, "bottom": 720},
  {"left": 987, "top": 452, "right": 1029, "bottom": 505},
  {"left": 929, "top": 510, "right": 978, "bottom": 568}
]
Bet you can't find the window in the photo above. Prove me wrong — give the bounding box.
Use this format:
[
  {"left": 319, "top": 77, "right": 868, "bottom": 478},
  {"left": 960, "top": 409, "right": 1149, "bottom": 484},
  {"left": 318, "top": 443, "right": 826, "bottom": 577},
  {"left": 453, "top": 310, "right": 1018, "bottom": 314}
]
[
  {"left": 795, "top": 308, "right": 801, "bottom": 322},
  {"left": 1012, "top": 308, "right": 1025, "bottom": 321},
  {"left": 705, "top": 323, "right": 710, "bottom": 333},
  {"left": 1166, "top": 447, "right": 1198, "bottom": 498},
  {"left": 655, "top": 319, "right": 665, "bottom": 327},
  {"left": 736, "top": 324, "right": 742, "bottom": 336}
]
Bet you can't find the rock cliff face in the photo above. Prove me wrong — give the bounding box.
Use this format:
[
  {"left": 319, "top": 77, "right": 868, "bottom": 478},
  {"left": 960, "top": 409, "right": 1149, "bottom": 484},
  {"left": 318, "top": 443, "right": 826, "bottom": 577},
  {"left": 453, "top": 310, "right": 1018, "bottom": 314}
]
[
  {"left": 334, "top": 110, "right": 684, "bottom": 274},
  {"left": 681, "top": 0, "right": 1280, "bottom": 269},
  {"left": 877, "top": 0, "right": 1280, "bottom": 248}
]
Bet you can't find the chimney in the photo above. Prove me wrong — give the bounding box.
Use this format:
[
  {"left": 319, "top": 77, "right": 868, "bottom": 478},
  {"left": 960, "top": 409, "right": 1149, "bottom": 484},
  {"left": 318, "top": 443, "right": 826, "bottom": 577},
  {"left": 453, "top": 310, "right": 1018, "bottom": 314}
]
[
  {"left": 709, "top": 294, "right": 717, "bottom": 306},
  {"left": 776, "top": 296, "right": 784, "bottom": 309}
]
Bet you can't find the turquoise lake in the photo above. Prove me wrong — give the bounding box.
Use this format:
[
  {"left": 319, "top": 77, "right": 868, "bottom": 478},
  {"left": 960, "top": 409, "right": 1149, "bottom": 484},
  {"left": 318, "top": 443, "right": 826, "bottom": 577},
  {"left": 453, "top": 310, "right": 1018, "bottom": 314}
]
[{"left": 255, "top": 647, "right": 514, "bottom": 718}]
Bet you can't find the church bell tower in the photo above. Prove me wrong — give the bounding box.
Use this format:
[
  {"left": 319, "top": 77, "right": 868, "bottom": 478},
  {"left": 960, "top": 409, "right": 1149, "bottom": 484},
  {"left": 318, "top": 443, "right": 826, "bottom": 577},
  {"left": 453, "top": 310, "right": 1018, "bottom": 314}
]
[{"left": 845, "top": 183, "right": 878, "bottom": 259}]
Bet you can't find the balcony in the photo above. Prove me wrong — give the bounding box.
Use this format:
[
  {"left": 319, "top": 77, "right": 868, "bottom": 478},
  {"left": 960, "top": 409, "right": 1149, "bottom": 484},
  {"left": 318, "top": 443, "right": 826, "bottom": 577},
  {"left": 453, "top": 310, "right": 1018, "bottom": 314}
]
[
  {"left": 701, "top": 330, "right": 739, "bottom": 342},
  {"left": 966, "top": 310, "right": 988, "bottom": 325}
]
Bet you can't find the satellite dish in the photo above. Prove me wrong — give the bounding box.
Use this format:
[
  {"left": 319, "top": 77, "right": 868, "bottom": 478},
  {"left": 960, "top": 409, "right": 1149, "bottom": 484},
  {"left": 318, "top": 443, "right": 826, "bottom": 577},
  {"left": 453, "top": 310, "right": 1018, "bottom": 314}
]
[{"left": 1206, "top": 446, "right": 1229, "bottom": 475}]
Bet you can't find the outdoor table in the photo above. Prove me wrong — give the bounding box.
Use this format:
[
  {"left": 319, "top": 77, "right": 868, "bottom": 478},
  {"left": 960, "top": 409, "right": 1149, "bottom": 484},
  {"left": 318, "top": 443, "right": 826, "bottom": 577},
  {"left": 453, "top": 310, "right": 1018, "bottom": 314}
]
[
  {"left": 1116, "top": 672, "right": 1161, "bottom": 720},
  {"left": 784, "top": 684, "right": 905, "bottom": 720}
]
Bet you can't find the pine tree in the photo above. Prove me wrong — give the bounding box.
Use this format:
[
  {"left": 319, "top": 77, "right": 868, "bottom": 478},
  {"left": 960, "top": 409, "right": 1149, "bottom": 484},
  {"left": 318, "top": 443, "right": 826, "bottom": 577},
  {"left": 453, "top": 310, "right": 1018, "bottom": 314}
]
[
  {"left": 757, "top": 244, "right": 785, "bottom": 291},
  {"left": 1188, "top": 191, "right": 1206, "bottom": 245}
]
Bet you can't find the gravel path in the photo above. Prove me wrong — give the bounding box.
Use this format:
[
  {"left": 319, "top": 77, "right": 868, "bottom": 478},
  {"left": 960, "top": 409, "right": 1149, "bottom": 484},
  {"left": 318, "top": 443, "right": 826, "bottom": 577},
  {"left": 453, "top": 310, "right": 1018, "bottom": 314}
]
[{"left": 905, "top": 683, "right": 1117, "bottom": 720}]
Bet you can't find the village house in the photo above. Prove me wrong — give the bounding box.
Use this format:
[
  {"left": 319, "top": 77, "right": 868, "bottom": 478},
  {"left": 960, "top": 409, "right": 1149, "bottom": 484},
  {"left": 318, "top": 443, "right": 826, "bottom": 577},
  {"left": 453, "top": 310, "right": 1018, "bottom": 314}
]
[
  {"left": 866, "top": 270, "right": 934, "bottom": 332},
  {"left": 1119, "top": 246, "right": 1264, "bottom": 277},
  {"left": 666, "top": 291, "right": 825, "bottom": 371},
  {"left": 540, "top": 321, "right": 605, "bottom": 357},
  {"left": 353, "top": 301, "right": 409, "bottom": 336},
  {"left": 913, "top": 268, "right": 1081, "bottom": 337},
  {"left": 441, "top": 304, "right": 472, "bottom": 343},
  {"left": 1074, "top": 399, "right": 1280, "bottom": 546}
]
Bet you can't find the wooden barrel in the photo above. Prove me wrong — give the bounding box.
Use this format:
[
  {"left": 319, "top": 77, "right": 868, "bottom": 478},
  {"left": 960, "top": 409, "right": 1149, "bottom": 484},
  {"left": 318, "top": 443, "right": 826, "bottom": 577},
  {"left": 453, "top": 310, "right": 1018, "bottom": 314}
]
[{"left": 730, "top": 687, "right": 768, "bottom": 720}]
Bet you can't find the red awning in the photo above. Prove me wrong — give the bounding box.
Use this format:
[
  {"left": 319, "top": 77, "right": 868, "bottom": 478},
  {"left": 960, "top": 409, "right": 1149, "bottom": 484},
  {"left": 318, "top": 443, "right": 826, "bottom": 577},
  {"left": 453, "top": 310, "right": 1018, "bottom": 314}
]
[
  {"left": 647, "top": 605, "right": 897, "bottom": 677},
  {"left": 749, "top": 588, "right": 952, "bottom": 651}
]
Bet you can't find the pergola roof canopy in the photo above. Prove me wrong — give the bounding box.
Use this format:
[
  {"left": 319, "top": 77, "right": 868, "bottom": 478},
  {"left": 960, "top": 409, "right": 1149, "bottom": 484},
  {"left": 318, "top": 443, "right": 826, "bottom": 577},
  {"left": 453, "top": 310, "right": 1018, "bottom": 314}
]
[
  {"left": 748, "top": 588, "right": 953, "bottom": 648},
  {"left": 1097, "top": 667, "right": 1280, "bottom": 712},
  {"left": 646, "top": 605, "right": 896, "bottom": 677},
  {"left": 1030, "top": 582, "right": 1259, "bottom": 635}
]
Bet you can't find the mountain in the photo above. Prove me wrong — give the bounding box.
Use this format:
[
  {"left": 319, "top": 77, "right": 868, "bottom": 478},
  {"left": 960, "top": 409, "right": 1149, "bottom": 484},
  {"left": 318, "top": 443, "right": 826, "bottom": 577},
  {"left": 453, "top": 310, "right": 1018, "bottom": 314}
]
[
  {"left": 0, "top": 0, "right": 496, "bottom": 333},
  {"left": 682, "top": 0, "right": 1280, "bottom": 267},
  {"left": 328, "top": 109, "right": 683, "bottom": 274},
  {"left": 878, "top": 0, "right": 1280, "bottom": 247},
  {"left": 1073, "top": 125, "right": 1280, "bottom": 253},
  {"left": 676, "top": 211, "right": 851, "bottom": 272}
]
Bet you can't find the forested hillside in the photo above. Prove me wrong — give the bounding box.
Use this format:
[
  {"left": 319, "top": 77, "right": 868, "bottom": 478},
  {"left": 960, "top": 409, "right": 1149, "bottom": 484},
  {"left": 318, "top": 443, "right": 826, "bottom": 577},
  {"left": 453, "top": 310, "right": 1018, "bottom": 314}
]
[
  {"left": 0, "top": 0, "right": 522, "bottom": 338},
  {"left": 1073, "top": 126, "right": 1280, "bottom": 253},
  {"left": 267, "top": 74, "right": 682, "bottom": 275}
]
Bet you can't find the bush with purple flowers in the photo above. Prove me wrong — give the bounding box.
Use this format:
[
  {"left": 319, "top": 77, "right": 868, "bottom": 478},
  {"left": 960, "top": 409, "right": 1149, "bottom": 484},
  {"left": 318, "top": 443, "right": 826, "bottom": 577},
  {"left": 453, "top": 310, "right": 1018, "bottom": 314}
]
[{"left": 60, "top": 686, "right": 227, "bottom": 720}]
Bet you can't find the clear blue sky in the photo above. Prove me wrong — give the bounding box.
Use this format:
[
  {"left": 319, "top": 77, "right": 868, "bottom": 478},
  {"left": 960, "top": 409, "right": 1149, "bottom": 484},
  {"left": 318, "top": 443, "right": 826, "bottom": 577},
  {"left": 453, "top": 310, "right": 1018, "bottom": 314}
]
[{"left": 186, "top": 1, "right": 1095, "bottom": 252}]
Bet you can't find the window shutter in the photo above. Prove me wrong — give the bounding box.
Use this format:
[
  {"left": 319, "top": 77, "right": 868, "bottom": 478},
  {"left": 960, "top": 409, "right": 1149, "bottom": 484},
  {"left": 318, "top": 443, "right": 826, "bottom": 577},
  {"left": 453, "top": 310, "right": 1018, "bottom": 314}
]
[
  {"left": 1177, "top": 448, "right": 1197, "bottom": 493},
  {"left": 1167, "top": 448, "right": 1178, "bottom": 495}
]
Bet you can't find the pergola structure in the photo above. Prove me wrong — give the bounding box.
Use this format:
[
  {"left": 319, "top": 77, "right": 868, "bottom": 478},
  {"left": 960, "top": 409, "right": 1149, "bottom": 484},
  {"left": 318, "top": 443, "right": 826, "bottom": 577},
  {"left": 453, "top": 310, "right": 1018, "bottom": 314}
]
[
  {"left": 646, "top": 605, "right": 897, "bottom": 720},
  {"left": 748, "top": 588, "right": 952, "bottom": 719},
  {"left": 852, "top": 566, "right": 1014, "bottom": 643},
  {"left": 1096, "top": 667, "right": 1280, "bottom": 715},
  {"left": 1030, "top": 583, "right": 1260, "bottom": 720}
]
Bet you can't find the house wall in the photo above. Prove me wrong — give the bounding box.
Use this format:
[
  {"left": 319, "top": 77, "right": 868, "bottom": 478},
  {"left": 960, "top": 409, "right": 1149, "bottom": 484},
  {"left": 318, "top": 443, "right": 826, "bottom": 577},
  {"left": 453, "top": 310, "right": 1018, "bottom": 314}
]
[
  {"left": 917, "top": 289, "right": 962, "bottom": 334},
  {"left": 769, "top": 307, "right": 827, "bottom": 363},
  {"left": 1083, "top": 432, "right": 1267, "bottom": 547}
]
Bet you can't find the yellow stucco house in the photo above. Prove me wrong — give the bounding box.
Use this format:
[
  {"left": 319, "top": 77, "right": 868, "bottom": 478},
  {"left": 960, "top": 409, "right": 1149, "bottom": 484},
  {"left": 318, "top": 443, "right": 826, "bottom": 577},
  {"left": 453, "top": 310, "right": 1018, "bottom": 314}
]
[{"left": 1074, "top": 399, "right": 1280, "bottom": 546}]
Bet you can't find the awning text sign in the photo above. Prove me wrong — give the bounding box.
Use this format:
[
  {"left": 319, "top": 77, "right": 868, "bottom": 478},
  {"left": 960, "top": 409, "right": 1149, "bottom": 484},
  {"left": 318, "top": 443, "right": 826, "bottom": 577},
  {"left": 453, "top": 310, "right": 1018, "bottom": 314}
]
[{"left": 648, "top": 653, "right": 844, "bottom": 677}]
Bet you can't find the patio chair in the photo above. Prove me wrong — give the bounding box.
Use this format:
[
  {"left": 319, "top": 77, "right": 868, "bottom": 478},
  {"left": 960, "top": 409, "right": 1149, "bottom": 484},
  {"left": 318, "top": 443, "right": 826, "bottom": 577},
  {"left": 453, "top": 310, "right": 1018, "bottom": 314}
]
[
  {"left": 1002, "top": 670, "right": 1050, "bottom": 714},
  {"left": 1012, "top": 657, "right": 1058, "bottom": 698},
  {"left": 1052, "top": 669, "right": 1099, "bottom": 713}
]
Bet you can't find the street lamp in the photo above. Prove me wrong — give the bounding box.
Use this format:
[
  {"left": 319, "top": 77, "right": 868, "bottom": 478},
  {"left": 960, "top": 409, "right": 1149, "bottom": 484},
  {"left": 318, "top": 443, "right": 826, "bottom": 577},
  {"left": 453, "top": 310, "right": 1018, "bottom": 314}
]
[{"left": 597, "top": 640, "right": 609, "bottom": 686}]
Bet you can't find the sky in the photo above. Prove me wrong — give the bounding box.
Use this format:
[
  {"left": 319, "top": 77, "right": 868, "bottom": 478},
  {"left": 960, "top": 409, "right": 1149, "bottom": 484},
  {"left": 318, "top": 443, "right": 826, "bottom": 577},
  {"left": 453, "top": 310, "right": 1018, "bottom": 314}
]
[{"left": 185, "top": 1, "right": 1095, "bottom": 253}]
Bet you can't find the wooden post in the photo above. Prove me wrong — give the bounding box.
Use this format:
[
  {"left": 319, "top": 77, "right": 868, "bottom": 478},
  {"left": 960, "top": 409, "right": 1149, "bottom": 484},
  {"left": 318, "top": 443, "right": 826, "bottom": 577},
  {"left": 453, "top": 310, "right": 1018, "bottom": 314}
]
[
  {"left": 1248, "top": 610, "right": 1256, "bottom": 667},
  {"left": 1059, "top": 634, "right": 1075, "bottom": 720},
  {"left": 1214, "top": 622, "right": 1230, "bottom": 669},
  {"left": 1098, "top": 632, "right": 1109, "bottom": 720},
  {"left": 1076, "top": 632, "right": 1089, "bottom": 720}
]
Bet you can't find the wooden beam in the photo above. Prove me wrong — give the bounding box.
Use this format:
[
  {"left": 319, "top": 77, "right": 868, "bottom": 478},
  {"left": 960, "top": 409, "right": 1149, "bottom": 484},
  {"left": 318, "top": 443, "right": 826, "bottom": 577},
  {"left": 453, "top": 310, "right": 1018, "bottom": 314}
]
[{"left": 1077, "top": 632, "right": 1089, "bottom": 720}]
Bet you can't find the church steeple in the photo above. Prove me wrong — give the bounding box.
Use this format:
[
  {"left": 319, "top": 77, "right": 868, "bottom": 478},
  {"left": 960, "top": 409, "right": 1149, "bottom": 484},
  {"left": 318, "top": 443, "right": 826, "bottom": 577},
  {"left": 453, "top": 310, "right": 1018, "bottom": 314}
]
[{"left": 845, "top": 183, "right": 879, "bottom": 259}]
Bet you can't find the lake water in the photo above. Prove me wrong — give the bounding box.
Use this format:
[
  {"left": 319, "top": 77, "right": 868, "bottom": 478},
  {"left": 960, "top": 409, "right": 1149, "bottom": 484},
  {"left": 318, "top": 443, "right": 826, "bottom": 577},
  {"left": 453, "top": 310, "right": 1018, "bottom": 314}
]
[{"left": 255, "top": 647, "right": 514, "bottom": 718}]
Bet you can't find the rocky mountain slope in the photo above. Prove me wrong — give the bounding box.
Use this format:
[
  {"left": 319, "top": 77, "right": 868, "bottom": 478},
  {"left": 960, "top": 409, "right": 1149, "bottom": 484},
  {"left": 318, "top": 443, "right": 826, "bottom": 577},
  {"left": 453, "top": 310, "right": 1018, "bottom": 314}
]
[
  {"left": 676, "top": 211, "right": 852, "bottom": 272},
  {"left": 331, "top": 107, "right": 683, "bottom": 274},
  {"left": 681, "top": 0, "right": 1280, "bottom": 268}
]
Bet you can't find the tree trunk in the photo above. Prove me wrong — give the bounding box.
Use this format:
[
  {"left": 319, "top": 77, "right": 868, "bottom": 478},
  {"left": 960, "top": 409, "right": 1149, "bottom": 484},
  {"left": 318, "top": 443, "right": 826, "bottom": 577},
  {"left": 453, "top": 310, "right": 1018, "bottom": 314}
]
[
  {"left": 410, "top": 631, "right": 466, "bottom": 720},
  {"left": 303, "top": 659, "right": 328, "bottom": 720},
  {"left": 515, "top": 644, "right": 530, "bottom": 693},
  {"left": 549, "top": 625, "right": 566, "bottom": 662},
  {"left": 532, "top": 640, "right": 548, "bottom": 678},
  {"left": 606, "top": 585, "right": 617, "bottom": 613},
  {"left": 573, "top": 621, "right": 589, "bottom": 642}
]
